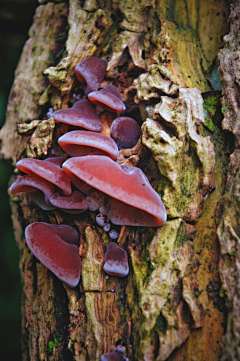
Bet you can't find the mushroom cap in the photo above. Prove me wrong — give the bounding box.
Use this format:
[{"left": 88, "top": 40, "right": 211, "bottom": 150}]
[
  {"left": 25, "top": 222, "right": 81, "bottom": 287},
  {"left": 75, "top": 56, "right": 108, "bottom": 95},
  {"left": 49, "top": 191, "right": 88, "bottom": 214},
  {"left": 101, "top": 346, "right": 128, "bottom": 361},
  {"left": 62, "top": 155, "right": 167, "bottom": 226},
  {"left": 103, "top": 242, "right": 129, "bottom": 277},
  {"left": 43, "top": 157, "right": 67, "bottom": 167},
  {"left": 88, "top": 85, "right": 126, "bottom": 112},
  {"left": 53, "top": 99, "right": 102, "bottom": 132},
  {"left": 16, "top": 158, "right": 72, "bottom": 196},
  {"left": 10, "top": 174, "right": 56, "bottom": 210},
  {"left": 110, "top": 116, "right": 142, "bottom": 149},
  {"left": 58, "top": 130, "right": 118, "bottom": 160}
]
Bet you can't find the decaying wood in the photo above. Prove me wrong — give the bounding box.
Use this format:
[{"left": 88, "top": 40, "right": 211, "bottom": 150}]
[
  {"left": 218, "top": 2, "right": 240, "bottom": 360},
  {"left": 0, "top": 0, "right": 236, "bottom": 360}
]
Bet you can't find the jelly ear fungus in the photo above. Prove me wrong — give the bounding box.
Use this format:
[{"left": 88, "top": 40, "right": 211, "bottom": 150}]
[
  {"left": 16, "top": 158, "right": 72, "bottom": 196},
  {"left": 75, "top": 56, "right": 108, "bottom": 95},
  {"left": 10, "top": 175, "right": 56, "bottom": 211},
  {"left": 103, "top": 243, "right": 129, "bottom": 277},
  {"left": 25, "top": 222, "right": 81, "bottom": 288},
  {"left": 110, "top": 116, "right": 142, "bottom": 149},
  {"left": 62, "top": 155, "right": 167, "bottom": 227},
  {"left": 88, "top": 85, "right": 126, "bottom": 113},
  {"left": 58, "top": 130, "right": 118, "bottom": 160},
  {"left": 52, "top": 99, "right": 103, "bottom": 132}
]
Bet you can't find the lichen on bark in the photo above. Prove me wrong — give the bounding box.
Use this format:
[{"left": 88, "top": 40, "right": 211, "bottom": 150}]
[{"left": 141, "top": 88, "right": 215, "bottom": 222}]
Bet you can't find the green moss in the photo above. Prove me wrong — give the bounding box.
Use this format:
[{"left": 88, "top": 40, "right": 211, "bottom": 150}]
[
  {"left": 48, "top": 335, "right": 62, "bottom": 355},
  {"left": 221, "top": 100, "right": 229, "bottom": 115},
  {"left": 203, "top": 94, "right": 222, "bottom": 131}
]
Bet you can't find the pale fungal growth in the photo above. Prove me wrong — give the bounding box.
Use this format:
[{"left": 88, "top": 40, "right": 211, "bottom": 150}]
[
  {"left": 86, "top": 195, "right": 100, "bottom": 211},
  {"left": 103, "top": 223, "right": 111, "bottom": 232},
  {"left": 96, "top": 213, "right": 110, "bottom": 227},
  {"left": 109, "top": 230, "right": 119, "bottom": 240}
]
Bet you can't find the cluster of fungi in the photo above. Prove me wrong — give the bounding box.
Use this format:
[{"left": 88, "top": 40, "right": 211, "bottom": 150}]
[{"left": 10, "top": 57, "right": 167, "bottom": 360}]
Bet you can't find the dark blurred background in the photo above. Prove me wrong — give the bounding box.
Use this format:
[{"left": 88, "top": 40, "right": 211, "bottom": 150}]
[{"left": 0, "top": 1, "right": 38, "bottom": 360}]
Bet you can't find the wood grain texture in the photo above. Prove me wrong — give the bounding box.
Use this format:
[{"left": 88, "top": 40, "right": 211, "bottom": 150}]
[{"left": 1, "top": 1, "right": 234, "bottom": 360}]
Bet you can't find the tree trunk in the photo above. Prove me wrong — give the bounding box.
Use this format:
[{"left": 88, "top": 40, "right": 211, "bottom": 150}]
[{"left": 1, "top": 0, "right": 238, "bottom": 360}]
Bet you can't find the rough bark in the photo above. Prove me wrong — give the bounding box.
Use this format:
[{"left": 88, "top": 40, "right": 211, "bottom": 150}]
[
  {"left": 218, "top": 2, "right": 240, "bottom": 360},
  {"left": 0, "top": 0, "right": 236, "bottom": 360}
]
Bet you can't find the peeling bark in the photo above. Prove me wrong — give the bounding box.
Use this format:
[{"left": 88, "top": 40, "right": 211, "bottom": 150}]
[{"left": 0, "top": 1, "right": 235, "bottom": 360}]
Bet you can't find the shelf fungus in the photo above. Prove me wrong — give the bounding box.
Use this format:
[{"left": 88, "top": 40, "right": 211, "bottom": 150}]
[
  {"left": 16, "top": 158, "right": 72, "bottom": 196},
  {"left": 25, "top": 222, "right": 81, "bottom": 288},
  {"left": 103, "top": 242, "right": 129, "bottom": 277},
  {"left": 75, "top": 56, "right": 108, "bottom": 95},
  {"left": 53, "top": 99, "right": 102, "bottom": 132},
  {"left": 110, "top": 116, "right": 142, "bottom": 149},
  {"left": 62, "top": 155, "right": 167, "bottom": 226},
  {"left": 58, "top": 130, "right": 118, "bottom": 160},
  {"left": 88, "top": 85, "right": 126, "bottom": 113}
]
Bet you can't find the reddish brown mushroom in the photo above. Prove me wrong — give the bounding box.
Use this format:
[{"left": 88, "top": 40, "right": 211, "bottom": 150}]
[
  {"left": 49, "top": 191, "right": 88, "bottom": 214},
  {"left": 10, "top": 174, "right": 56, "bottom": 210},
  {"left": 25, "top": 222, "right": 81, "bottom": 287},
  {"left": 110, "top": 116, "right": 142, "bottom": 149},
  {"left": 43, "top": 156, "right": 67, "bottom": 167},
  {"left": 62, "top": 155, "right": 167, "bottom": 226},
  {"left": 88, "top": 85, "right": 126, "bottom": 113},
  {"left": 16, "top": 158, "right": 72, "bottom": 196},
  {"left": 53, "top": 99, "right": 102, "bottom": 132},
  {"left": 101, "top": 346, "right": 129, "bottom": 361},
  {"left": 58, "top": 130, "right": 118, "bottom": 160},
  {"left": 103, "top": 243, "right": 129, "bottom": 277},
  {"left": 75, "top": 56, "right": 108, "bottom": 95}
]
